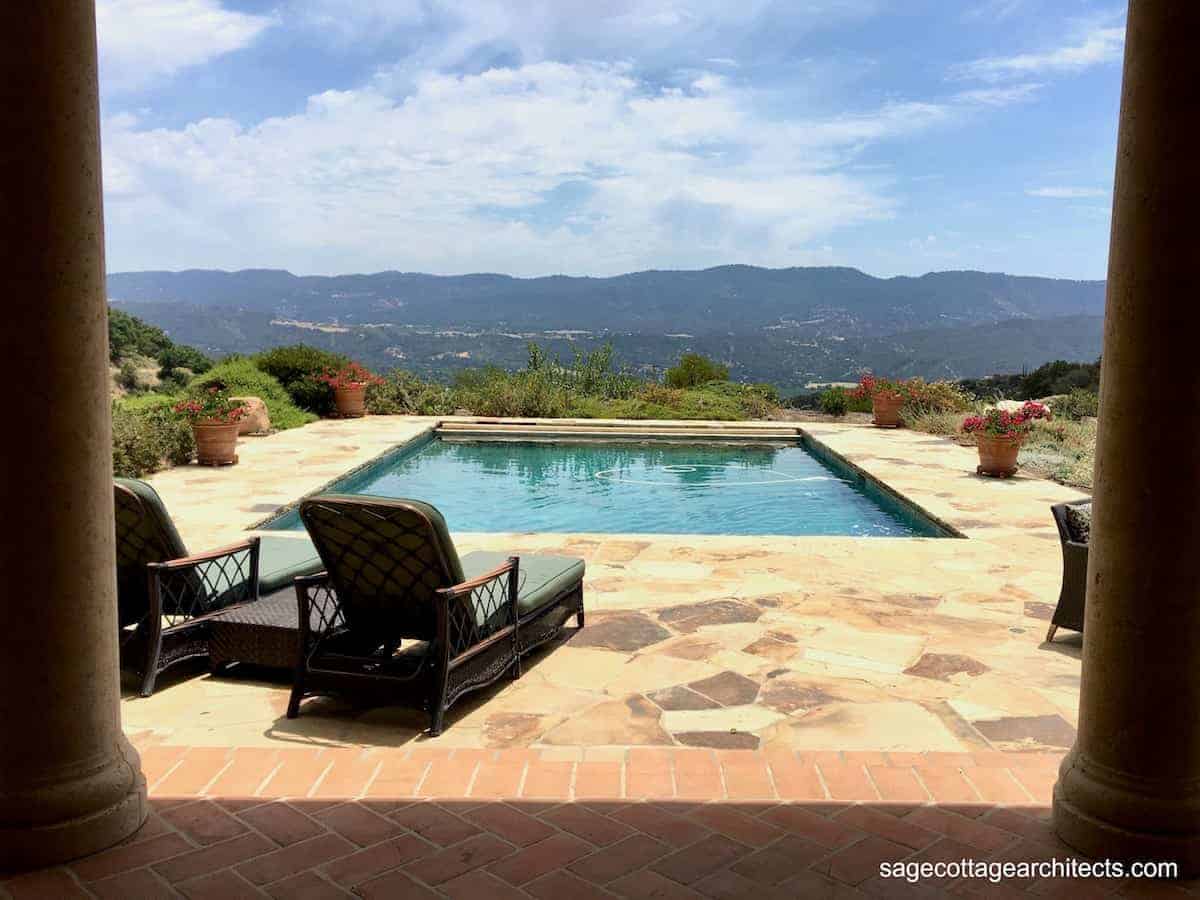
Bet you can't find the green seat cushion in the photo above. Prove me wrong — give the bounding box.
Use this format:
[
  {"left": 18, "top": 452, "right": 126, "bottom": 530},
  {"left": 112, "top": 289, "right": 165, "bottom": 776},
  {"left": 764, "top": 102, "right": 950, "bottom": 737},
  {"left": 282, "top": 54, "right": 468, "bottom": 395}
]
[
  {"left": 257, "top": 535, "right": 325, "bottom": 595},
  {"left": 460, "top": 551, "right": 585, "bottom": 616}
]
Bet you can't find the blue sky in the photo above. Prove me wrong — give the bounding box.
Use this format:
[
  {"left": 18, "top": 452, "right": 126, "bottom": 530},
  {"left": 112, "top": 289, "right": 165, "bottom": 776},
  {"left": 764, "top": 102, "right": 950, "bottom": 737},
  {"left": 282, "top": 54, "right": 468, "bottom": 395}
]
[{"left": 97, "top": 0, "right": 1123, "bottom": 279}]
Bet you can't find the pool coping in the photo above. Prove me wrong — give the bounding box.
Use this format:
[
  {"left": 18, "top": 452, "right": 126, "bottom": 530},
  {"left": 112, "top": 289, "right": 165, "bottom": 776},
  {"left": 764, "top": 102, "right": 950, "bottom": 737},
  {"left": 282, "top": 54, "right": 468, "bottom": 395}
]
[{"left": 247, "top": 419, "right": 964, "bottom": 539}]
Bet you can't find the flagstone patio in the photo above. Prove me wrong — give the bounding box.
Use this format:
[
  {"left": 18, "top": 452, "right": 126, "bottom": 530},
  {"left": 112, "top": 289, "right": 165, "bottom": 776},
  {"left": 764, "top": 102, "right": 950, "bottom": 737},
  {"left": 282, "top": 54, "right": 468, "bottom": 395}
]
[{"left": 125, "top": 417, "right": 1087, "bottom": 757}]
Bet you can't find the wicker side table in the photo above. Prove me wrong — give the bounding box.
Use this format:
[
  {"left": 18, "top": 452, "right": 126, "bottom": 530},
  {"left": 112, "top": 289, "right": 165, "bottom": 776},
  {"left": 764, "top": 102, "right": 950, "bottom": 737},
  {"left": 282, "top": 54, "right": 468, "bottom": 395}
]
[{"left": 209, "top": 590, "right": 302, "bottom": 671}]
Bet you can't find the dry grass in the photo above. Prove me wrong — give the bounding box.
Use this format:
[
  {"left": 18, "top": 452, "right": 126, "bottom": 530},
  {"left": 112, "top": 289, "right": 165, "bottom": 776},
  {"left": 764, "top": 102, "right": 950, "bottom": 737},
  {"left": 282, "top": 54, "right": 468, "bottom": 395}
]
[{"left": 904, "top": 406, "right": 1095, "bottom": 491}]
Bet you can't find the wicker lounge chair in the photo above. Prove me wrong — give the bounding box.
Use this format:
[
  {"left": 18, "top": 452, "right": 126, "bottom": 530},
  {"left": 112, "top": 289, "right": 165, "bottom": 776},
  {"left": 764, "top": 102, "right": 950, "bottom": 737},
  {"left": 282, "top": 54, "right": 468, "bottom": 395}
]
[
  {"left": 287, "top": 495, "right": 585, "bottom": 735},
  {"left": 114, "top": 478, "right": 323, "bottom": 696},
  {"left": 1048, "top": 498, "right": 1091, "bottom": 642}
]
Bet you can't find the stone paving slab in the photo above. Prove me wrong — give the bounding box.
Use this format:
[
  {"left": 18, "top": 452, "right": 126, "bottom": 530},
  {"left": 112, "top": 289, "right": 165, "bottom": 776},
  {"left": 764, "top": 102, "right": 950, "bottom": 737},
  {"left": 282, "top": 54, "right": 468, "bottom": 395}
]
[{"left": 127, "top": 417, "right": 1090, "bottom": 755}]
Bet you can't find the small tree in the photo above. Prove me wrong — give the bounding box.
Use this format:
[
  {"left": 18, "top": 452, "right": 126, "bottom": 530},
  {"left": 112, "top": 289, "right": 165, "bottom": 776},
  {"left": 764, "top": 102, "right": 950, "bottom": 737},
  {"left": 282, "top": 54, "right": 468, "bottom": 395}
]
[{"left": 665, "top": 353, "right": 729, "bottom": 389}]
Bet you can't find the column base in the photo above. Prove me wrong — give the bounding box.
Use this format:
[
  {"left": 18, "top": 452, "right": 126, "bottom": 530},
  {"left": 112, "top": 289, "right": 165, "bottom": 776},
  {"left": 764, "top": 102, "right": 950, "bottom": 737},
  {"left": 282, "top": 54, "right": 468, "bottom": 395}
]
[
  {"left": 0, "top": 739, "right": 148, "bottom": 870},
  {"left": 1054, "top": 750, "right": 1200, "bottom": 876}
]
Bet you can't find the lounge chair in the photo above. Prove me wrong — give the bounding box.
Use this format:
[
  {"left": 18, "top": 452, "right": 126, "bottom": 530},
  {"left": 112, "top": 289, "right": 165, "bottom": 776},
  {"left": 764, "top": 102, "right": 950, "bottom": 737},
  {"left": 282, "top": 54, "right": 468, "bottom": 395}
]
[
  {"left": 1047, "top": 499, "right": 1091, "bottom": 642},
  {"left": 114, "top": 478, "right": 323, "bottom": 696},
  {"left": 287, "top": 495, "right": 585, "bottom": 735}
]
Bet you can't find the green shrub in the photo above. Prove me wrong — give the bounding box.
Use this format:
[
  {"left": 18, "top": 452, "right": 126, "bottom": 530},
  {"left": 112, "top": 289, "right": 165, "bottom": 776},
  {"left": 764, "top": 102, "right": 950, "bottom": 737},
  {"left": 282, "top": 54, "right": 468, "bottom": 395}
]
[
  {"left": 111, "top": 396, "right": 195, "bottom": 478},
  {"left": 1053, "top": 388, "right": 1100, "bottom": 421},
  {"left": 253, "top": 345, "right": 351, "bottom": 416},
  {"left": 526, "top": 343, "right": 642, "bottom": 400},
  {"left": 900, "top": 379, "right": 973, "bottom": 422},
  {"left": 664, "top": 353, "right": 729, "bottom": 389},
  {"left": 1019, "top": 359, "right": 1101, "bottom": 398},
  {"left": 157, "top": 344, "right": 212, "bottom": 377},
  {"left": 189, "top": 359, "right": 316, "bottom": 430},
  {"left": 116, "top": 360, "right": 142, "bottom": 393},
  {"left": 367, "top": 370, "right": 456, "bottom": 415},
  {"left": 451, "top": 368, "right": 571, "bottom": 418},
  {"left": 820, "top": 388, "right": 849, "bottom": 416}
]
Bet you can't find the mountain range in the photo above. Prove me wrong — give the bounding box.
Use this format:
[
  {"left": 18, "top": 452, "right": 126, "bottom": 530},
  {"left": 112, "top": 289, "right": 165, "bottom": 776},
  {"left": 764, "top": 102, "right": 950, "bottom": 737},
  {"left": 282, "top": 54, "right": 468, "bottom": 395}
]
[{"left": 108, "top": 265, "right": 1106, "bottom": 390}]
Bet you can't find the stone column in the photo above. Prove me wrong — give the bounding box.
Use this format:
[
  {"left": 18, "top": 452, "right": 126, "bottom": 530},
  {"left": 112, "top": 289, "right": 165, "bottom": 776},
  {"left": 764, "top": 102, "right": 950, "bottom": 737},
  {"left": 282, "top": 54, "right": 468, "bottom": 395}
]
[
  {"left": 0, "top": 3, "right": 147, "bottom": 868},
  {"left": 1053, "top": 1, "right": 1200, "bottom": 874}
]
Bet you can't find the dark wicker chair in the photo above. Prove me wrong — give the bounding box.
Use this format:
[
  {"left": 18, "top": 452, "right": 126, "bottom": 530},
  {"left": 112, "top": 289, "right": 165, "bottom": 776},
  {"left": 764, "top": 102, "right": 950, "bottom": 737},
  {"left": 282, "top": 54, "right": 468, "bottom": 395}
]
[
  {"left": 1048, "top": 499, "right": 1091, "bottom": 642},
  {"left": 114, "top": 478, "right": 323, "bottom": 695},
  {"left": 287, "top": 495, "right": 585, "bottom": 735}
]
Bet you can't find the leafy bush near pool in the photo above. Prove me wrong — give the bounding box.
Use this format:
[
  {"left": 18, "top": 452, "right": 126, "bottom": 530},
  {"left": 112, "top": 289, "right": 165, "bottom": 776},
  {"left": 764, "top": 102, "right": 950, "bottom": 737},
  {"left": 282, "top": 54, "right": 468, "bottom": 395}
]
[
  {"left": 451, "top": 367, "right": 572, "bottom": 418},
  {"left": 366, "top": 369, "right": 456, "bottom": 415},
  {"left": 664, "top": 353, "right": 729, "bottom": 389},
  {"left": 189, "top": 359, "right": 317, "bottom": 430},
  {"left": 1052, "top": 388, "right": 1100, "bottom": 421},
  {"left": 819, "top": 388, "right": 849, "bottom": 416},
  {"left": 253, "top": 345, "right": 351, "bottom": 416},
  {"left": 898, "top": 378, "right": 973, "bottom": 422},
  {"left": 112, "top": 396, "right": 195, "bottom": 477}
]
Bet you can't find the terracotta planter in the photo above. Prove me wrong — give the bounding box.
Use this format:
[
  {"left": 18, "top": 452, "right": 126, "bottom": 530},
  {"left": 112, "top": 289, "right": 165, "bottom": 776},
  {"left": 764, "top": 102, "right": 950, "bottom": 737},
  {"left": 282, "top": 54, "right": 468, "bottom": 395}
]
[
  {"left": 976, "top": 434, "right": 1023, "bottom": 478},
  {"left": 871, "top": 393, "right": 904, "bottom": 428},
  {"left": 192, "top": 420, "right": 239, "bottom": 466},
  {"left": 333, "top": 383, "right": 368, "bottom": 418}
]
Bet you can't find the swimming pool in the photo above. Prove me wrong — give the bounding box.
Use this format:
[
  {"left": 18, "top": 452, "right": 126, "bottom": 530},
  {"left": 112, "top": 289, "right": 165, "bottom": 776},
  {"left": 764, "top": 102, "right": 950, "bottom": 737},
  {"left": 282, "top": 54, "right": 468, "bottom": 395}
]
[{"left": 263, "top": 432, "right": 952, "bottom": 537}]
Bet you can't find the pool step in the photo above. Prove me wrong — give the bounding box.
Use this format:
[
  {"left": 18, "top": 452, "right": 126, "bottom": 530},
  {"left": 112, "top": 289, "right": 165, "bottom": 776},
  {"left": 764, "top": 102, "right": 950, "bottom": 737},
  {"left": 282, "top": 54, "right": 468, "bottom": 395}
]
[{"left": 437, "top": 421, "right": 803, "bottom": 441}]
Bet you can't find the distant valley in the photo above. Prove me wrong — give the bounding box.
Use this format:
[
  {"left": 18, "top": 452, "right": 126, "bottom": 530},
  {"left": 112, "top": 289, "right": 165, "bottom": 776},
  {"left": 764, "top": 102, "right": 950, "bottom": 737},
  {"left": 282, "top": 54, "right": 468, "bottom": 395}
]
[{"left": 108, "top": 265, "right": 1105, "bottom": 391}]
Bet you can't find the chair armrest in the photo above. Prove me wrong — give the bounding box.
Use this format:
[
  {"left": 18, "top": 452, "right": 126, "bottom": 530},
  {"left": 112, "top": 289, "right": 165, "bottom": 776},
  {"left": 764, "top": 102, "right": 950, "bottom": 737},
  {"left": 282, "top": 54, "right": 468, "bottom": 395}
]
[
  {"left": 436, "top": 556, "right": 519, "bottom": 663},
  {"left": 146, "top": 536, "right": 261, "bottom": 626}
]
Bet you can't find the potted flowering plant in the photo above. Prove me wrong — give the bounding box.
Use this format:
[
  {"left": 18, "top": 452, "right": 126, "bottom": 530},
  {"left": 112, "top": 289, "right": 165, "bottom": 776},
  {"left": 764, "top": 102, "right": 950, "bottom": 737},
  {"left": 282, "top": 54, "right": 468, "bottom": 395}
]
[
  {"left": 317, "top": 362, "right": 382, "bottom": 418},
  {"left": 852, "top": 374, "right": 908, "bottom": 428},
  {"left": 173, "top": 387, "right": 248, "bottom": 465},
  {"left": 961, "top": 401, "right": 1051, "bottom": 477}
]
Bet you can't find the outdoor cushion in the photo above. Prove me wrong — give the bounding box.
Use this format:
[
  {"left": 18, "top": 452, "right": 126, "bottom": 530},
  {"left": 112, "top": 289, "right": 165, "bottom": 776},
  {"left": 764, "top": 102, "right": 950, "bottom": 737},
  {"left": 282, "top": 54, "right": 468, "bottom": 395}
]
[
  {"left": 1064, "top": 502, "right": 1092, "bottom": 544},
  {"left": 257, "top": 535, "right": 324, "bottom": 595},
  {"left": 461, "top": 550, "right": 586, "bottom": 617}
]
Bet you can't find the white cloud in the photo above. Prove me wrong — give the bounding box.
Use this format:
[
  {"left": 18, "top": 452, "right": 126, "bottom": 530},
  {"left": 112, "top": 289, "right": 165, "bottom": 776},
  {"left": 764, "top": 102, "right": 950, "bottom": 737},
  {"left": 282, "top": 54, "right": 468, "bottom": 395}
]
[
  {"left": 96, "top": 0, "right": 274, "bottom": 93},
  {"left": 956, "top": 24, "right": 1124, "bottom": 82},
  {"left": 1027, "top": 186, "right": 1109, "bottom": 199},
  {"left": 107, "top": 59, "right": 1006, "bottom": 276}
]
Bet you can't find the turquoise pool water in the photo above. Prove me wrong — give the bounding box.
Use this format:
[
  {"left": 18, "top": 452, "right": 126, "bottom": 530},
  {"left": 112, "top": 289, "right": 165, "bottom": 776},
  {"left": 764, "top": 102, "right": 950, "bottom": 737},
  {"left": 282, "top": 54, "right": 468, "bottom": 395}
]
[{"left": 264, "top": 434, "right": 949, "bottom": 537}]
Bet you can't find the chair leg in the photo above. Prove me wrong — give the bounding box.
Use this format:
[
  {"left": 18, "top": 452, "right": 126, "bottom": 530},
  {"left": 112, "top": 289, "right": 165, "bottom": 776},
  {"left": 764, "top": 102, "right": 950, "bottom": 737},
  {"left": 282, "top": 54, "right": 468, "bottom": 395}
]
[
  {"left": 1045, "top": 623, "right": 1058, "bottom": 643},
  {"left": 576, "top": 607, "right": 585, "bottom": 628},
  {"left": 286, "top": 678, "right": 304, "bottom": 719},
  {"left": 139, "top": 666, "right": 159, "bottom": 698},
  {"left": 429, "top": 705, "right": 445, "bottom": 737},
  {"left": 139, "top": 631, "right": 163, "bottom": 697}
]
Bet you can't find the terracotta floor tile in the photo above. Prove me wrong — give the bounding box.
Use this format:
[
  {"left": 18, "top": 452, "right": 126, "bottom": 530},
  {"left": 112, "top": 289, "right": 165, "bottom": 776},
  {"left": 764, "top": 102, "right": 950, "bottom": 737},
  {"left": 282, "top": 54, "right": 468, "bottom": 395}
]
[
  {"left": 355, "top": 868, "right": 441, "bottom": 899},
  {"left": 913, "top": 765, "right": 981, "bottom": 804},
  {"left": 651, "top": 833, "right": 752, "bottom": 886},
  {"left": 521, "top": 762, "right": 574, "bottom": 800},
  {"left": 152, "top": 833, "right": 275, "bottom": 884},
  {"left": 313, "top": 803, "right": 404, "bottom": 848},
  {"left": 440, "top": 868, "right": 529, "bottom": 899},
  {"left": 2, "top": 868, "right": 92, "bottom": 900},
  {"left": 720, "top": 760, "right": 774, "bottom": 801},
  {"left": 154, "top": 748, "right": 232, "bottom": 797},
  {"left": 401, "top": 833, "right": 515, "bottom": 886},
  {"left": 901, "top": 806, "right": 1018, "bottom": 853},
  {"left": 541, "top": 804, "right": 635, "bottom": 847},
  {"left": 568, "top": 833, "right": 671, "bottom": 884},
  {"left": 817, "top": 763, "right": 879, "bottom": 803},
  {"left": 867, "top": 765, "right": 930, "bottom": 805},
  {"left": 527, "top": 869, "right": 621, "bottom": 900},
  {"left": 729, "top": 834, "right": 829, "bottom": 886},
  {"left": 417, "top": 759, "right": 479, "bottom": 798},
  {"left": 627, "top": 766, "right": 675, "bottom": 799},
  {"left": 161, "top": 799, "right": 250, "bottom": 846},
  {"left": 487, "top": 831, "right": 591, "bottom": 885},
  {"left": 687, "top": 806, "right": 781, "bottom": 848},
  {"left": 89, "top": 868, "right": 178, "bottom": 900},
  {"left": 573, "top": 761, "right": 623, "bottom": 800},
  {"left": 237, "top": 801, "right": 325, "bottom": 847},
  {"left": 470, "top": 761, "right": 525, "bottom": 799},
  {"left": 310, "top": 750, "right": 380, "bottom": 800},
  {"left": 815, "top": 834, "right": 912, "bottom": 886},
  {"left": 961, "top": 768, "right": 1033, "bottom": 805},
  {"left": 176, "top": 869, "right": 263, "bottom": 900},
  {"left": 463, "top": 803, "right": 556, "bottom": 847},
  {"left": 263, "top": 870, "right": 353, "bottom": 898},
  {"left": 320, "top": 833, "right": 432, "bottom": 887},
  {"left": 258, "top": 749, "right": 329, "bottom": 799},
  {"left": 205, "top": 748, "right": 280, "bottom": 798},
  {"left": 834, "top": 805, "right": 939, "bottom": 851},
  {"left": 388, "top": 802, "right": 481, "bottom": 847},
  {"left": 235, "top": 833, "right": 355, "bottom": 885},
  {"left": 70, "top": 832, "right": 195, "bottom": 882}
]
